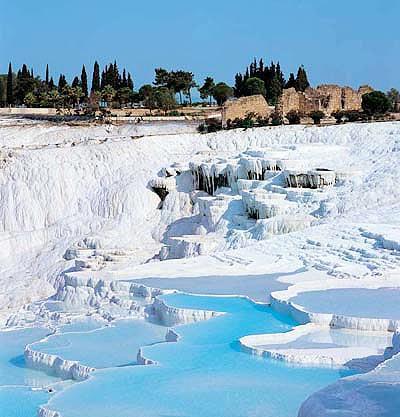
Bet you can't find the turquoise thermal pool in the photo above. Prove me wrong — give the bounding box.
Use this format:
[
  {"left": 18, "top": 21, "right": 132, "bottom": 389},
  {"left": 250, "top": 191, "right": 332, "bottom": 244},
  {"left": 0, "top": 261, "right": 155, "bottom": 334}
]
[{"left": 38, "top": 293, "right": 355, "bottom": 417}]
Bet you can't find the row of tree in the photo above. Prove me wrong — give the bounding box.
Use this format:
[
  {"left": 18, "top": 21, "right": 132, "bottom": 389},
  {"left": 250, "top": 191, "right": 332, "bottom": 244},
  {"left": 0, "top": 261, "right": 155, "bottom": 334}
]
[
  {"left": 1, "top": 61, "right": 135, "bottom": 108},
  {"left": 234, "top": 58, "right": 310, "bottom": 104},
  {"left": 0, "top": 61, "right": 237, "bottom": 111}
]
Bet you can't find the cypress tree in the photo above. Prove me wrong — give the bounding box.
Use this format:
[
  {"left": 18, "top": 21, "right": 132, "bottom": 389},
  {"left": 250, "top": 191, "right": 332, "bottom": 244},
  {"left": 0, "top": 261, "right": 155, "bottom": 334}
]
[
  {"left": 258, "top": 59, "right": 264, "bottom": 79},
  {"left": 244, "top": 67, "right": 250, "bottom": 82},
  {"left": 7, "top": 62, "right": 13, "bottom": 106},
  {"left": 45, "top": 64, "right": 49, "bottom": 85},
  {"left": 49, "top": 77, "right": 55, "bottom": 90},
  {"left": 58, "top": 74, "right": 67, "bottom": 92},
  {"left": 275, "top": 62, "right": 286, "bottom": 90},
  {"left": 81, "top": 65, "right": 88, "bottom": 97},
  {"left": 14, "top": 64, "right": 35, "bottom": 104},
  {"left": 285, "top": 73, "right": 296, "bottom": 89},
  {"left": 127, "top": 73, "right": 133, "bottom": 90},
  {"left": 72, "top": 76, "right": 80, "bottom": 88},
  {"left": 269, "top": 74, "right": 282, "bottom": 106},
  {"left": 101, "top": 69, "right": 106, "bottom": 89},
  {"left": 295, "top": 65, "right": 310, "bottom": 92},
  {"left": 234, "top": 73, "right": 244, "bottom": 97},
  {"left": 113, "top": 61, "right": 119, "bottom": 89},
  {"left": 121, "top": 69, "right": 127, "bottom": 88},
  {"left": 91, "top": 61, "right": 100, "bottom": 92}
]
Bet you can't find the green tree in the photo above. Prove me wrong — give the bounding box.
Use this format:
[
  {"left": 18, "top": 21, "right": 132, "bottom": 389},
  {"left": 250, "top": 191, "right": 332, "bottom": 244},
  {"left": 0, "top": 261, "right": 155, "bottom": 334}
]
[
  {"left": 285, "top": 73, "right": 296, "bottom": 89},
  {"left": 139, "top": 84, "right": 157, "bottom": 114},
  {"left": 212, "top": 82, "right": 233, "bottom": 106},
  {"left": 127, "top": 73, "right": 134, "bottom": 90},
  {"left": 244, "top": 77, "right": 266, "bottom": 96},
  {"left": 154, "top": 69, "right": 196, "bottom": 105},
  {"left": 155, "top": 87, "right": 177, "bottom": 115},
  {"left": 234, "top": 73, "right": 244, "bottom": 97},
  {"left": 81, "top": 65, "right": 88, "bottom": 98},
  {"left": 362, "top": 91, "right": 391, "bottom": 116},
  {"left": 58, "top": 74, "right": 68, "bottom": 92},
  {"left": 295, "top": 65, "right": 310, "bottom": 92},
  {"left": 45, "top": 64, "right": 49, "bottom": 85},
  {"left": 71, "top": 76, "right": 80, "bottom": 88},
  {"left": 275, "top": 62, "right": 286, "bottom": 90},
  {"left": 101, "top": 85, "right": 116, "bottom": 106},
  {"left": 172, "top": 71, "right": 187, "bottom": 104},
  {"left": 154, "top": 68, "right": 170, "bottom": 87},
  {"left": 24, "top": 92, "right": 36, "bottom": 107},
  {"left": 269, "top": 74, "right": 283, "bottom": 105},
  {"left": 47, "top": 89, "right": 61, "bottom": 108},
  {"left": 181, "top": 71, "right": 196, "bottom": 105},
  {"left": 91, "top": 61, "right": 100, "bottom": 92},
  {"left": 60, "top": 85, "right": 83, "bottom": 107},
  {"left": 386, "top": 88, "right": 400, "bottom": 111},
  {"left": 199, "top": 77, "right": 215, "bottom": 105},
  {"left": 6, "top": 63, "right": 13, "bottom": 106},
  {"left": 15, "top": 64, "right": 36, "bottom": 104},
  {"left": 116, "top": 87, "right": 132, "bottom": 107}
]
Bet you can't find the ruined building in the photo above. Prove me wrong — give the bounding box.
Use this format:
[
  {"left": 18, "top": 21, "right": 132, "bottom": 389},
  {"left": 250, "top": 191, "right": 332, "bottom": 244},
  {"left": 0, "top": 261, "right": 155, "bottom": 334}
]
[
  {"left": 221, "top": 95, "right": 274, "bottom": 127},
  {"left": 221, "top": 85, "right": 373, "bottom": 126},
  {"left": 277, "top": 85, "right": 373, "bottom": 116}
]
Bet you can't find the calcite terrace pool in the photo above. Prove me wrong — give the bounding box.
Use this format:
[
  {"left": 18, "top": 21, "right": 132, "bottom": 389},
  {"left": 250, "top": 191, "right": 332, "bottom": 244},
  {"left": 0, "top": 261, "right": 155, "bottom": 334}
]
[{"left": 3, "top": 293, "right": 360, "bottom": 417}]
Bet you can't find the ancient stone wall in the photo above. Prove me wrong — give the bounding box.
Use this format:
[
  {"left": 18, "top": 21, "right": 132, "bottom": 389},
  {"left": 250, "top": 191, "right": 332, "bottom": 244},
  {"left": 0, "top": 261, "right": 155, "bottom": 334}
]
[
  {"left": 222, "top": 95, "right": 273, "bottom": 126},
  {"left": 278, "top": 85, "right": 373, "bottom": 117}
]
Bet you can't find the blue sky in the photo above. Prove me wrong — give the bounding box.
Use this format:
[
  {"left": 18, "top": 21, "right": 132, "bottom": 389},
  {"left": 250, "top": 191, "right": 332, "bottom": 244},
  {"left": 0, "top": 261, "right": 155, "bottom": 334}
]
[{"left": 1, "top": 0, "right": 398, "bottom": 92}]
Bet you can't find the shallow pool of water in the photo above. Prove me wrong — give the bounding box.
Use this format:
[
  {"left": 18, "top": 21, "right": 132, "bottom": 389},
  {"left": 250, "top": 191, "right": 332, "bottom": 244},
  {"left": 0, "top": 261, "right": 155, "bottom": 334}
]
[
  {"left": 32, "top": 319, "right": 166, "bottom": 368},
  {"left": 44, "top": 294, "right": 354, "bottom": 417},
  {"left": 0, "top": 327, "right": 60, "bottom": 417},
  {"left": 291, "top": 288, "right": 400, "bottom": 319}
]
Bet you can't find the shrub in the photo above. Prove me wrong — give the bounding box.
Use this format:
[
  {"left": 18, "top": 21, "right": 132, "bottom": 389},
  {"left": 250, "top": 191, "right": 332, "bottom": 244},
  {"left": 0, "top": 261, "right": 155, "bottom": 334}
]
[
  {"left": 257, "top": 116, "right": 270, "bottom": 126},
  {"left": 197, "top": 118, "right": 222, "bottom": 133},
  {"left": 332, "top": 110, "right": 366, "bottom": 124},
  {"left": 270, "top": 111, "right": 283, "bottom": 126},
  {"left": 344, "top": 110, "right": 363, "bottom": 122},
  {"left": 286, "top": 110, "right": 301, "bottom": 125},
  {"left": 332, "top": 111, "right": 345, "bottom": 124},
  {"left": 309, "top": 110, "right": 325, "bottom": 125}
]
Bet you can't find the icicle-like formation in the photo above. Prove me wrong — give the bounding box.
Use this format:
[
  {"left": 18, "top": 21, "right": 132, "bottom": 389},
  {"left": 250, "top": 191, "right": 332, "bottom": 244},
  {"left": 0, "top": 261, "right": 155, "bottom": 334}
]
[
  {"left": 284, "top": 169, "right": 336, "bottom": 189},
  {"left": 190, "top": 162, "right": 239, "bottom": 195},
  {"left": 190, "top": 157, "right": 284, "bottom": 195},
  {"left": 239, "top": 157, "right": 283, "bottom": 180}
]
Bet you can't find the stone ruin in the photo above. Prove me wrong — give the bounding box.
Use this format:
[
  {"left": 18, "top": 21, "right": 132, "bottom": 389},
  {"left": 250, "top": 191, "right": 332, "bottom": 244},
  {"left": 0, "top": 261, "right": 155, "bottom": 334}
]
[
  {"left": 220, "top": 85, "right": 373, "bottom": 126},
  {"left": 278, "top": 85, "right": 374, "bottom": 117},
  {"left": 221, "top": 95, "right": 275, "bottom": 127}
]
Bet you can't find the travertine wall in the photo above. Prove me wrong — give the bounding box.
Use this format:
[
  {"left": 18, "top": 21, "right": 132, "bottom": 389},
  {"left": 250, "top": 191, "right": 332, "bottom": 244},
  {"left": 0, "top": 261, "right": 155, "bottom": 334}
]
[
  {"left": 278, "top": 85, "right": 373, "bottom": 116},
  {"left": 222, "top": 95, "right": 273, "bottom": 126}
]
